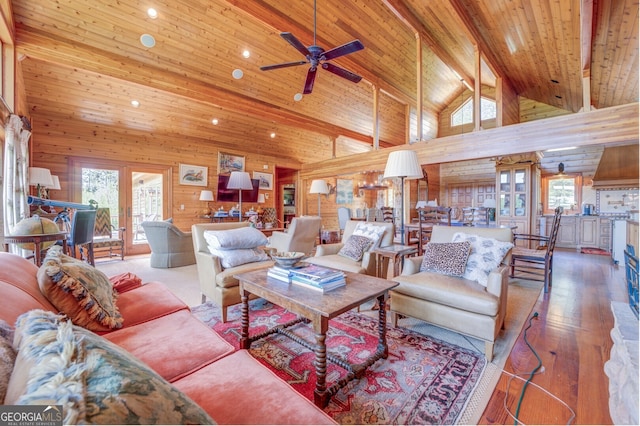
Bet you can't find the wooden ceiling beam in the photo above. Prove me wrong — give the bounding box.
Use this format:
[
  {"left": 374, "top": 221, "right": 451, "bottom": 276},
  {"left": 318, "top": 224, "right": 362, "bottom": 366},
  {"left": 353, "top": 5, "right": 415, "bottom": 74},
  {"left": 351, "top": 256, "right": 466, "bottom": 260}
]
[
  {"left": 16, "top": 27, "right": 377, "bottom": 147},
  {"left": 382, "top": 0, "right": 475, "bottom": 91},
  {"left": 225, "top": 0, "right": 414, "bottom": 106},
  {"left": 448, "top": 0, "right": 510, "bottom": 87},
  {"left": 580, "top": 0, "right": 595, "bottom": 111}
]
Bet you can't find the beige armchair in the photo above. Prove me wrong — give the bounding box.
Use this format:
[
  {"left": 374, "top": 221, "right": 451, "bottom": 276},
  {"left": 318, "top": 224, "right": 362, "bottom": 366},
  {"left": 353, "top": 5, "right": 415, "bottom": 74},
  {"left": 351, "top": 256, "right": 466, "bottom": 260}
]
[
  {"left": 266, "top": 216, "right": 321, "bottom": 255},
  {"left": 305, "top": 220, "right": 394, "bottom": 276},
  {"left": 192, "top": 222, "right": 273, "bottom": 322},
  {"left": 141, "top": 220, "right": 195, "bottom": 268},
  {"left": 389, "top": 225, "right": 513, "bottom": 360}
]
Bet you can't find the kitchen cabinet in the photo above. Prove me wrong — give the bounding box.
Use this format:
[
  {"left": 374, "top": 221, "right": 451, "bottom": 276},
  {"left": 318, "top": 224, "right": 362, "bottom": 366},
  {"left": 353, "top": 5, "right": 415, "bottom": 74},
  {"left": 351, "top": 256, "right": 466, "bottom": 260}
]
[
  {"left": 557, "top": 216, "right": 578, "bottom": 248},
  {"left": 580, "top": 217, "right": 599, "bottom": 247},
  {"left": 496, "top": 162, "right": 539, "bottom": 245},
  {"left": 539, "top": 215, "right": 613, "bottom": 250},
  {"left": 599, "top": 218, "right": 611, "bottom": 250}
]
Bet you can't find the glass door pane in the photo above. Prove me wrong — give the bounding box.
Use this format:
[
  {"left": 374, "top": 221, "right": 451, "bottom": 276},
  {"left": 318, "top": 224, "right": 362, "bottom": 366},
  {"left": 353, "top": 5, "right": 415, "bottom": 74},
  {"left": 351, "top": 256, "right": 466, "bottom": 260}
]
[
  {"left": 132, "top": 172, "right": 163, "bottom": 244},
  {"left": 81, "top": 168, "right": 120, "bottom": 224}
]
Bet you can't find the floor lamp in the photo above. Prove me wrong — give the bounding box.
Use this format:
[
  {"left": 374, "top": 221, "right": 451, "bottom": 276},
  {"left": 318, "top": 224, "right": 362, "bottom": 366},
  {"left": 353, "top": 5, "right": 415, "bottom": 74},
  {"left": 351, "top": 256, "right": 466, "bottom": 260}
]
[
  {"left": 227, "top": 171, "right": 253, "bottom": 222},
  {"left": 383, "top": 150, "right": 423, "bottom": 245},
  {"left": 309, "top": 179, "right": 329, "bottom": 218}
]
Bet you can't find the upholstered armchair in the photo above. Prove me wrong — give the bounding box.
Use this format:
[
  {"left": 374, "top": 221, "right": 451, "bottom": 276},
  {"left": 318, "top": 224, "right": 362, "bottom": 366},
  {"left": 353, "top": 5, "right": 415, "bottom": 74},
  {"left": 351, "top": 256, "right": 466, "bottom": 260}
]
[
  {"left": 305, "top": 220, "right": 394, "bottom": 276},
  {"left": 266, "top": 216, "right": 321, "bottom": 255},
  {"left": 192, "top": 222, "right": 273, "bottom": 322},
  {"left": 141, "top": 220, "right": 196, "bottom": 268}
]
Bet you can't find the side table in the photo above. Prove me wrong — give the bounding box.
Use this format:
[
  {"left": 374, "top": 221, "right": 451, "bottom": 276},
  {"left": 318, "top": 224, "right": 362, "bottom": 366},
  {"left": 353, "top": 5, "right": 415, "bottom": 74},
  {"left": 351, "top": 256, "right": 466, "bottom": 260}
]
[
  {"left": 3, "top": 232, "right": 68, "bottom": 266},
  {"left": 373, "top": 244, "right": 418, "bottom": 279}
]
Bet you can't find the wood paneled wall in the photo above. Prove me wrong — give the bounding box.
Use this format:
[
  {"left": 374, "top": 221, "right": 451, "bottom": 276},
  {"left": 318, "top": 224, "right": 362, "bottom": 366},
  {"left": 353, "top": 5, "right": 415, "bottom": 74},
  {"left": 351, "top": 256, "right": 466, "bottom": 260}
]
[{"left": 31, "top": 116, "right": 301, "bottom": 231}]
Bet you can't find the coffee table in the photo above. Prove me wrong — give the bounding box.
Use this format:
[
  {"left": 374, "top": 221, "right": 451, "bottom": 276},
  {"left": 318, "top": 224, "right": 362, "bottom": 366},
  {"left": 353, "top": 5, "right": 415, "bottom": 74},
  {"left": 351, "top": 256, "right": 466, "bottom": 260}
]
[{"left": 234, "top": 268, "right": 398, "bottom": 408}]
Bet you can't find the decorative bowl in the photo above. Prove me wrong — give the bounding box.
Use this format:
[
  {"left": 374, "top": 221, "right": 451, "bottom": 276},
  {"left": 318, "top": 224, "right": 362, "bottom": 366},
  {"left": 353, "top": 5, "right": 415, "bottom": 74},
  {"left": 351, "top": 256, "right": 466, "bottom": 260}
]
[{"left": 271, "top": 251, "right": 306, "bottom": 268}]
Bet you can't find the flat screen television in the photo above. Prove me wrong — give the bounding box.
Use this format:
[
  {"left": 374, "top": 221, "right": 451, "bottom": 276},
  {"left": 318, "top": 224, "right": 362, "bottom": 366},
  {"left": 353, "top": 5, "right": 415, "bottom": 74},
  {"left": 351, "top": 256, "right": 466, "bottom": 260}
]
[{"left": 216, "top": 174, "right": 260, "bottom": 203}]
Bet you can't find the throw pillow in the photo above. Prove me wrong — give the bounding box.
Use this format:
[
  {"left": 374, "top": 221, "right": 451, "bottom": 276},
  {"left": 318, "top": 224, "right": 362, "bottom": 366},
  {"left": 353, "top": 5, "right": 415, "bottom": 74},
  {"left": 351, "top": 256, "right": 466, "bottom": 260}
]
[
  {"left": 452, "top": 232, "right": 514, "bottom": 286},
  {"left": 419, "top": 241, "right": 471, "bottom": 276},
  {"left": 37, "top": 245, "right": 123, "bottom": 331},
  {"left": 352, "top": 222, "right": 387, "bottom": 251},
  {"left": 208, "top": 247, "right": 269, "bottom": 269},
  {"left": 6, "top": 310, "right": 213, "bottom": 425},
  {"left": 338, "top": 235, "right": 374, "bottom": 261},
  {"left": 109, "top": 272, "right": 142, "bottom": 293},
  {"left": 0, "top": 320, "right": 16, "bottom": 403},
  {"left": 204, "top": 227, "right": 267, "bottom": 249}
]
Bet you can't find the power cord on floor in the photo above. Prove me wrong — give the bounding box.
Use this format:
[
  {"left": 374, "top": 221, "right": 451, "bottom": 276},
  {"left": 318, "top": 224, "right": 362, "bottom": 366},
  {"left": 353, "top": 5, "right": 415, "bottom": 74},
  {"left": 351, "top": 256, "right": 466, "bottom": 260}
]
[{"left": 502, "top": 311, "right": 576, "bottom": 425}]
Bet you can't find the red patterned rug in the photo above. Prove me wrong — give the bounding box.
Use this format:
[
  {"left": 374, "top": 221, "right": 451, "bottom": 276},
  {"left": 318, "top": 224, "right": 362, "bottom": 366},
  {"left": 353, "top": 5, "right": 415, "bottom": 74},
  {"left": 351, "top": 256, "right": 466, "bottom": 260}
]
[
  {"left": 192, "top": 299, "right": 486, "bottom": 424},
  {"left": 580, "top": 247, "right": 610, "bottom": 256}
]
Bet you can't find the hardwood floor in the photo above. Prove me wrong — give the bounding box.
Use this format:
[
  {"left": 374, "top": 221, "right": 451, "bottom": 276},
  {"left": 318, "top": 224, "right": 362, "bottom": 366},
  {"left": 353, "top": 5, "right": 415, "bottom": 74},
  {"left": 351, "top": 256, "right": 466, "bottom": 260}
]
[{"left": 480, "top": 248, "right": 627, "bottom": 425}]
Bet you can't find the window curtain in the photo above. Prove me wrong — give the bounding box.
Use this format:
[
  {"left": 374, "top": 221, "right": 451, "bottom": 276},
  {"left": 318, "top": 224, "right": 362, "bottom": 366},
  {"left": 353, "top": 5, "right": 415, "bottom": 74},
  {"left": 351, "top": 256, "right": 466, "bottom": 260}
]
[{"left": 3, "top": 114, "right": 30, "bottom": 238}]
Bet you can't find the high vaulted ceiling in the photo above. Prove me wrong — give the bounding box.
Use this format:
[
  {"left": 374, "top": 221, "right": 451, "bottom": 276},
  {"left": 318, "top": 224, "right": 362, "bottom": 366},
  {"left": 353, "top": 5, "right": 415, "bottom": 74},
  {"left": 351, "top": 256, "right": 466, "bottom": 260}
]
[{"left": 10, "top": 0, "right": 639, "bottom": 165}]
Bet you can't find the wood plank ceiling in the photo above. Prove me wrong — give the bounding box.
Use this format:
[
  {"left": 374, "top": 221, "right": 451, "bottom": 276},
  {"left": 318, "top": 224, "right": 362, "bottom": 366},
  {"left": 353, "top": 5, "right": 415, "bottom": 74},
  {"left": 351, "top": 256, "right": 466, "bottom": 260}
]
[{"left": 10, "top": 0, "right": 639, "bottom": 166}]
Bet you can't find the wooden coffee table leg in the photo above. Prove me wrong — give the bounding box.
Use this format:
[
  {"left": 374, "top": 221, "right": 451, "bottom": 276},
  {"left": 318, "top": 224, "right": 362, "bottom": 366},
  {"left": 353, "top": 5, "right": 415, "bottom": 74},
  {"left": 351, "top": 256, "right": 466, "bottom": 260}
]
[
  {"left": 377, "top": 294, "right": 389, "bottom": 358},
  {"left": 313, "top": 317, "right": 330, "bottom": 408},
  {"left": 239, "top": 286, "right": 251, "bottom": 350}
]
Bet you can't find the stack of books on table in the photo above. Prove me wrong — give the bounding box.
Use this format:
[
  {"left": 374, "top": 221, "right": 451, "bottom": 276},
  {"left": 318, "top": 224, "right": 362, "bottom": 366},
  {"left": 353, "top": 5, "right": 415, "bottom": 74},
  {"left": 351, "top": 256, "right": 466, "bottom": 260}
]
[
  {"left": 267, "top": 264, "right": 346, "bottom": 292},
  {"left": 289, "top": 264, "right": 346, "bottom": 292}
]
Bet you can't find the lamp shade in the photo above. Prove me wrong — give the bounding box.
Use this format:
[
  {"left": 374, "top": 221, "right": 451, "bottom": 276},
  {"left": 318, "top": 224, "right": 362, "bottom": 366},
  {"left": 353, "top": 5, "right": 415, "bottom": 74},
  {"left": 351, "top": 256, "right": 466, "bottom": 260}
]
[
  {"left": 383, "top": 150, "right": 423, "bottom": 180},
  {"left": 309, "top": 179, "right": 329, "bottom": 194},
  {"left": 199, "top": 190, "right": 214, "bottom": 201},
  {"left": 226, "top": 171, "right": 253, "bottom": 190},
  {"left": 483, "top": 199, "right": 497, "bottom": 208},
  {"left": 257, "top": 193, "right": 266, "bottom": 203},
  {"left": 28, "top": 167, "right": 54, "bottom": 187},
  {"left": 50, "top": 175, "right": 61, "bottom": 190},
  {"left": 415, "top": 201, "right": 428, "bottom": 209}
]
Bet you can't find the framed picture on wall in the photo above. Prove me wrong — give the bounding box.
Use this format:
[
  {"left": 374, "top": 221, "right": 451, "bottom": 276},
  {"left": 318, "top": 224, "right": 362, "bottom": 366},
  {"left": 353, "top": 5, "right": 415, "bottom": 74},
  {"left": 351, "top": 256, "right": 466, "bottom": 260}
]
[
  {"left": 179, "top": 164, "right": 207, "bottom": 186},
  {"left": 253, "top": 172, "right": 273, "bottom": 190},
  {"left": 218, "top": 152, "right": 245, "bottom": 174}
]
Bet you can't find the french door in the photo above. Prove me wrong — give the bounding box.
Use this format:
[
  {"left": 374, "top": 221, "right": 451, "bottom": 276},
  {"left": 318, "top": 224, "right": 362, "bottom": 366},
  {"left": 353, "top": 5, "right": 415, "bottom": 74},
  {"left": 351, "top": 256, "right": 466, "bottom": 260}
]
[{"left": 70, "top": 158, "right": 172, "bottom": 256}]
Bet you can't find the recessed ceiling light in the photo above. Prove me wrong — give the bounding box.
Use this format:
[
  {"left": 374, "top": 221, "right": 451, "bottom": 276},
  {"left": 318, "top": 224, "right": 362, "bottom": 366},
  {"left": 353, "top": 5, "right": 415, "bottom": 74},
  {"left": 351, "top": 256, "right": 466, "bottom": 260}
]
[
  {"left": 211, "top": 118, "right": 219, "bottom": 125},
  {"left": 270, "top": 132, "right": 276, "bottom": 138},
  {"left": 131, "top": 100, "right": 140, "bottom": 107},
  {"left": 242, "top": 50, "right": 250, "bottom": 58},
  {"left": 147, "top": 8, "right": 158, "bottom": 19},
  {"left": 140, "top": 34, "right": 156, "bottom": 48},
  {"left": 293, "top": 93, "right": 303, "bottom": 102},
  {"left": 232, "top": 69, "right": 243, "bottom": 79}
]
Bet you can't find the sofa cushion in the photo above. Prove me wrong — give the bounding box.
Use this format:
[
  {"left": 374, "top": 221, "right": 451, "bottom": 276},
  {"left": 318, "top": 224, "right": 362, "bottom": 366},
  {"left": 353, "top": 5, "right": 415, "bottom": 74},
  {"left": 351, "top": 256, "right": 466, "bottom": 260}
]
[
  {"left": 104, "top": 309, "right": 234, "bottom": 382},
  {"left": 338, "top": 235, "right": 373, "bottom": 261},
  {"left": 0, "top": 320, "right": 16, "bottom": 403},
  {"left": 37, "top": 246, "right": 123, "bottom": 331},
  {"left": 113, "top": 282, "right": 189, "bottom": 329},
  {"left": 352, "top": 222, "right": 386, "bottom": 250},
  {"left": 420, "top": 241, "right": 471, "bottom": 276},
  {"left": 204, "top": 226, "right": 267, "bottom": 249},
  {"left": 173, "top": 350, "right": 336, "bottom": 425},
  {"left": 108, "top": 272, "right": 142, "bottom": 293},
  {"left": 305, "top": 254, "right": 366, "bottom": 274},
  {"left": 6, "top": 310, "right": 213, "bottom": 425},
  {"left": 393, "top": 272, "right": 499, "bottom": 316},
  {"left": 452, "top": 232, "right": 513, "bottom": 286},
  {"left": 208, "top": 246, "right": 269, "bottom": 268}
]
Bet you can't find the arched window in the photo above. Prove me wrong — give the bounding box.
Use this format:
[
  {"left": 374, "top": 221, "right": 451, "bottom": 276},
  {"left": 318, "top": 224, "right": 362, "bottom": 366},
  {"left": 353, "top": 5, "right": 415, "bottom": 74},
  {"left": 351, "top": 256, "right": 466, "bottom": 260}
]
[{"left": 451, "top": 97, "right": 496, "bottom": 126}]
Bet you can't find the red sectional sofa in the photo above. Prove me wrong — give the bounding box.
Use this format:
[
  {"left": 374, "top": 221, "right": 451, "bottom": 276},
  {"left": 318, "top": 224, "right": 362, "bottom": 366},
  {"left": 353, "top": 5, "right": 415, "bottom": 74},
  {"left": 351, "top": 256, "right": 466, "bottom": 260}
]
[{"left": 0, "top": 252, "right": 335, "bottom": 425}]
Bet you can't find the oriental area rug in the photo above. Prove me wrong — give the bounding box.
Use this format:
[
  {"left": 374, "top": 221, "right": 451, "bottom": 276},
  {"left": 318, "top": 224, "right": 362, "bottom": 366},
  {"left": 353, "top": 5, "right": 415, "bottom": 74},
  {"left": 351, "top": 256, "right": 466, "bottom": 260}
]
[{"left": 192, "top": 300, "right": 486, "bottom": 425}]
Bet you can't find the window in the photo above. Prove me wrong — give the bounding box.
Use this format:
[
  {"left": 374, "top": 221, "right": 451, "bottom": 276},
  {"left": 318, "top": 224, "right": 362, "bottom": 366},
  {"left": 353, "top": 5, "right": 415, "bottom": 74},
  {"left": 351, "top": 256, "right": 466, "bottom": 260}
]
[
  {"left": 541, "top": 174, "right": 583, "bottom": 214},
  {"left": 451, "top": 97, "right": 496, "bottom": 126}
]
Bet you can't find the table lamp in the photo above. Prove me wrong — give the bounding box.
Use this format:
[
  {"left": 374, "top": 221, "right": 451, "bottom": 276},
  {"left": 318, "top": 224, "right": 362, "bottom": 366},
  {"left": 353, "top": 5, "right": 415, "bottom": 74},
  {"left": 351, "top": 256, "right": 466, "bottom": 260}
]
[
  {"left": 309, "top": 179, "right": 329, "bottom": 218},
  {"left": 199, "top": 190, "right": 214, "bottom": 216},
  {"left": 28, "top": 167, "right": 54, "bottom": 215},
  {"left": 227, "top": 171, "right": 253, "bottom": 222},
  {"left": 383, "top": 150, "right": 423, "bottom": 244}
]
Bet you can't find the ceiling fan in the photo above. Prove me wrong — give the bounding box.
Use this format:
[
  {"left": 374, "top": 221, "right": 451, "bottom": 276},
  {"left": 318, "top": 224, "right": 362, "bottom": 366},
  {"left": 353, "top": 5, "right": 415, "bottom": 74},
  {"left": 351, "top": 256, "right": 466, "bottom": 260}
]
[{"left": 260, "top": 0, "right": 364, "bottom": 94}]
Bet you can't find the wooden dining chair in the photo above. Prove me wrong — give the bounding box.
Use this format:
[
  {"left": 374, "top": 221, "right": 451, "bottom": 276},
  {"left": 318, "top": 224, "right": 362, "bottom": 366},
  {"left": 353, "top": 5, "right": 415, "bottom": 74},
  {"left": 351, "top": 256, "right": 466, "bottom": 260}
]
[
  {"left": 509, "top": 206, "right": 563, "bottom": 292},
  {"left": 416, "top": 206, "right": 451, "bottom": 255}
]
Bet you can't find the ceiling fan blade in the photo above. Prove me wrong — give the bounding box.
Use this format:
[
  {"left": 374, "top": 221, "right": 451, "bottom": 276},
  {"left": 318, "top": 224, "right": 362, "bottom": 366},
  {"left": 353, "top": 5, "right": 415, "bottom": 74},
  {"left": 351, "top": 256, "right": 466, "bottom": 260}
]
[
  {"left": 280, "top": 32, "right": 311, "bottom": 57},
  {"left": 321, "top": 62, "right": 362, "bottom": 83},
  {"left": 303, "top": 68, "right": 317, "bottom": 94},
  {"left": 260, "top": 60, "right": 308, "bottom": 71},
  {"left": 322, "top": 39, "right": 364, "bottom": 61}
]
